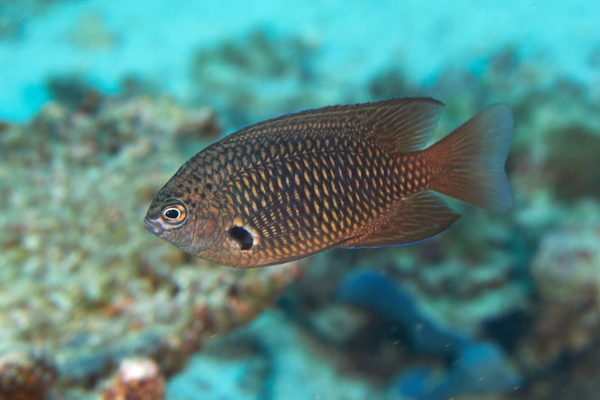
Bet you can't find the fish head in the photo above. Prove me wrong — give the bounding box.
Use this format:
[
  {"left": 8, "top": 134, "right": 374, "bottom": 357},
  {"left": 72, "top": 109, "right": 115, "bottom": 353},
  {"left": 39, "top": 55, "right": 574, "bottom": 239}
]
[{"left": 144, "top": 180, "right": 219, "bottom": 255}]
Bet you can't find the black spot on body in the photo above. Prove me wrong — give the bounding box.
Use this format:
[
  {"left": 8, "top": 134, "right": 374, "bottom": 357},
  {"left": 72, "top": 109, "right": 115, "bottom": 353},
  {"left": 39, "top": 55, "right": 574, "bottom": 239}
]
[
  {"left": 206, "top": 183, "right": 213, "bottom": 191},
  {"left": 228, "top": 226, "right": 253, "bottom": 250}
]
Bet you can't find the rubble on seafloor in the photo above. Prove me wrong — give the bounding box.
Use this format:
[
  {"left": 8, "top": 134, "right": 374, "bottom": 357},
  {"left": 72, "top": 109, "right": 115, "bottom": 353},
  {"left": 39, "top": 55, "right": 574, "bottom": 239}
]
[
  {"left": 0, "top": 95, "right": 302, "bottom": 399},
  {"left": 103, "top": 358, "right": 165, "bottom": 400}
]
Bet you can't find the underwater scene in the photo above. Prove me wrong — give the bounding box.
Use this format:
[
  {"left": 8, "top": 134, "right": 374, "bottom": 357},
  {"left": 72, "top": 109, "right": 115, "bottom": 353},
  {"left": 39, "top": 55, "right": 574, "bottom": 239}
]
[{"left": 1, "top": 0, "right": 600, "bottom": 399}]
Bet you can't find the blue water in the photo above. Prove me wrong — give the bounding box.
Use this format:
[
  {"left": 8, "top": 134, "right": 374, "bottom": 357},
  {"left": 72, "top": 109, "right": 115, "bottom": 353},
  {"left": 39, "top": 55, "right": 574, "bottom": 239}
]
[
  {"left": 2, "top": 1, "right": 600, "bottom": 399},
  {"left": 2, "top": 0, "right": 599, "bottom": 122}
]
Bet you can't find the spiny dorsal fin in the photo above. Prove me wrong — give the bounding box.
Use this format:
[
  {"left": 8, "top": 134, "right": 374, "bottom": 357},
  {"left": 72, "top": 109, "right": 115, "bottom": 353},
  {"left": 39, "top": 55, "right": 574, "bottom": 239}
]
[
  {"left": 225, "top": 98, "right": 445, "bottom": 152},
  {"left": 365, "top": 98, "right": 445, "bottom": 152}
]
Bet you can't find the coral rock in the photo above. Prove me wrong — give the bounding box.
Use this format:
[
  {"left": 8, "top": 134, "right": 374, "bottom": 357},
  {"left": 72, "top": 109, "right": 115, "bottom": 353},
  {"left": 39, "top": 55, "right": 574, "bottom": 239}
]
[
  {"left": 103, "top": 358, "right": 165, "bottom": 400},
  {"left": 0, "top": 351, "right": 57, "bottom": 400},
  {"left": 520, "top": 226, "right": 600, "bottom": 368}
]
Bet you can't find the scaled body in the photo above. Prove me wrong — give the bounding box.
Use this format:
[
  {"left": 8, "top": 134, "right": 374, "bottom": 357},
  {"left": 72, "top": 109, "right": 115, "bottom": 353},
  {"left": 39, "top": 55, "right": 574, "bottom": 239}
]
[{"left": 145, "top": 98, "right": 513, "bottom": 268}]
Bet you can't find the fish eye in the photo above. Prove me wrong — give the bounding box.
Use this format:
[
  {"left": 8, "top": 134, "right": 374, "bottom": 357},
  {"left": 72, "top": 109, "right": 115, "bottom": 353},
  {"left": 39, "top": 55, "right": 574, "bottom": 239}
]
[{"left": 161, "top": 200, "right": 187, "bottom": 225}]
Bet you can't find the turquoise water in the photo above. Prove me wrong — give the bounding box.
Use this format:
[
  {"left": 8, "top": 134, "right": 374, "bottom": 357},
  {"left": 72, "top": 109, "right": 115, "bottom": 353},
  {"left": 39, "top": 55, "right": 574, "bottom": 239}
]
[{"left": 1, "top": 1, "right": 600, "bottom": 399}]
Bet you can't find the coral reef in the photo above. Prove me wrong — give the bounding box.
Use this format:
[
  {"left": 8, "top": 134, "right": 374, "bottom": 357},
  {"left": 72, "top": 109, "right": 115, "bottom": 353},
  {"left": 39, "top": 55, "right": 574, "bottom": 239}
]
[
  {"left": 189, "top": 29, "right": 346, "bottom": 130},
  {"left": 542, "top": 125, "right": 600, "bottom": 202},
  {"left": 0, "top": 94, "right": 301, "bottom": 398},
  {"left": 516, "top": 214, "right": 600, "bottom": 370}
]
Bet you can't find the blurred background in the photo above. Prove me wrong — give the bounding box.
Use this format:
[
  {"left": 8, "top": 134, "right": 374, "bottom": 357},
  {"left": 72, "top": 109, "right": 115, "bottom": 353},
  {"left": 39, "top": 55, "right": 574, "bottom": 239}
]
[{"left": 1, "top": 0, "right": 600, "bottom": 399}]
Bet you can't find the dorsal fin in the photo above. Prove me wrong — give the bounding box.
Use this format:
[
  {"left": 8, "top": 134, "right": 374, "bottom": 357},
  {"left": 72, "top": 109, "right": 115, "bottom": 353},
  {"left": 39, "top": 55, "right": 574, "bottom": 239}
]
[
  {"left": 369, "top": 98, "right": 445, "bottom": 151},
  {"left": 223, "top": 98, "right": 445, "bottom": 152}
]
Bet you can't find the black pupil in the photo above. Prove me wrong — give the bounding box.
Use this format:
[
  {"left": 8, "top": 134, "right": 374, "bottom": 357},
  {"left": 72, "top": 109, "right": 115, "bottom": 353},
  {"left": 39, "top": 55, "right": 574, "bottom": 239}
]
[{"left": 165, "top": 209, "right": 180, "bottom": 219}]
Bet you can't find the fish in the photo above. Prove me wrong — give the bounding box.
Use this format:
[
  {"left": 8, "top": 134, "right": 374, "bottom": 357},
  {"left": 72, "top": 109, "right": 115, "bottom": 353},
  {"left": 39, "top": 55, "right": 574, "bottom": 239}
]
[{"left": 144, "top": 98, "right": 513, "bottom": 268}]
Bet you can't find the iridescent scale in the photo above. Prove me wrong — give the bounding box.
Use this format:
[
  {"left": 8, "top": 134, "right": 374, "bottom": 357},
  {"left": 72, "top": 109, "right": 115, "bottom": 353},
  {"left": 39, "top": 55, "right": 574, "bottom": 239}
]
[
  {"left": 147, "top": 98, "right": 514, "bottom": 268},
  {"left": 186, "top": 114, "right": 431, "bottom": 267}
]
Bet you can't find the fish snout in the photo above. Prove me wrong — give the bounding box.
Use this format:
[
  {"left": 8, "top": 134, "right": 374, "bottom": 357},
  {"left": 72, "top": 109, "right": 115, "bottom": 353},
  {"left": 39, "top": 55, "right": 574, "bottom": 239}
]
[{"left": 144, "top": 216, "right": 162, "bottom": 235}]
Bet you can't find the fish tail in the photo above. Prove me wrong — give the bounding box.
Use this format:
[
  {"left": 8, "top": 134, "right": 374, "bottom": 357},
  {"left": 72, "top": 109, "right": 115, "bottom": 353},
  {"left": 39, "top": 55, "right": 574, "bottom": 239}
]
[{"left": 426, "top": 104, "right": 513, "bottom": 212}]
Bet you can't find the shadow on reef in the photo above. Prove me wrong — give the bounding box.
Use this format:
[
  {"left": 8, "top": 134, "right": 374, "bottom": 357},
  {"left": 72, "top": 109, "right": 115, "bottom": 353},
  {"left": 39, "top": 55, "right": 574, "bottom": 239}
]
[
  {"left": 337, "top": 270, "right": 522, "bottom": 400},
  {"left": 280, "top": 268, "right": 523, "bottom": 400}
]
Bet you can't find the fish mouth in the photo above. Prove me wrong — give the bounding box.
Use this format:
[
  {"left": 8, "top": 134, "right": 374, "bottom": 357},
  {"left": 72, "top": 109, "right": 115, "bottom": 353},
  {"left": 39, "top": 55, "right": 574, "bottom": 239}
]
[{"left": 144, "top": 217, "right": 162, "bottom": 235}]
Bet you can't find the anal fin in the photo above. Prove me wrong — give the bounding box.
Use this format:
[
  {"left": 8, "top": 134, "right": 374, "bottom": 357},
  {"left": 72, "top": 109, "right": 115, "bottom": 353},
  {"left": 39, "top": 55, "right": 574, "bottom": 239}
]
[{"left": 342, "top": 191, "right": 461, "bottom": 248}]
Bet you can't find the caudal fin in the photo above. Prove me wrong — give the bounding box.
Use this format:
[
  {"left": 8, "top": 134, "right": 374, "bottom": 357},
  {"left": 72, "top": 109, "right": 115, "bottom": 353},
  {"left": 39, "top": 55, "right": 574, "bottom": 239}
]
[{"left": 427, "top": 104, "right": 513, "bottom": 212}]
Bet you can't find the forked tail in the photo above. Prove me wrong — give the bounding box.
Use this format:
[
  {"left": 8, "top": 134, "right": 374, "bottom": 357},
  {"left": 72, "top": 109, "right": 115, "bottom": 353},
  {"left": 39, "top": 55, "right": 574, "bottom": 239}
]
[{"left": 426, "top": 104, "right": 513, "bottom": 212}]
